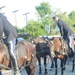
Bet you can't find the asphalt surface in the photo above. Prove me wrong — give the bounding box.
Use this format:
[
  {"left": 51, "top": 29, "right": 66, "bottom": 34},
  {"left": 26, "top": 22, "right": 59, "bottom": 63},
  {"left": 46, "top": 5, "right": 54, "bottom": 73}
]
[
  {"left": 1, "top": 57, "right": 75, "bottom": 75},
  {"left": 21, "top": 57, "right": 75, "bottom": 75}
]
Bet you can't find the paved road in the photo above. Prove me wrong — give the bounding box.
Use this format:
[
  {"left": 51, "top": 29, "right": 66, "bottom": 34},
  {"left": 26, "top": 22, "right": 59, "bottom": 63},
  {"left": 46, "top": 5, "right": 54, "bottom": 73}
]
[
  {"left": 1, "top": 58, "right": 75, "bottom": 75},
  {"left": 21, "top": 57, "right": 75, "bottom": 75}
]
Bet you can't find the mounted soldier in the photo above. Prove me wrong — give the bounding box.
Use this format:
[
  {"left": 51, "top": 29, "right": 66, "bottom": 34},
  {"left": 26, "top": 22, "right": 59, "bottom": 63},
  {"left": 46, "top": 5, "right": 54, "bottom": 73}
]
[
  {"left": 0, "top": 13, "right": 20, "bottom": 75},
  {"left": 52, "top": 15, "right": 74, "bottom": 52}
]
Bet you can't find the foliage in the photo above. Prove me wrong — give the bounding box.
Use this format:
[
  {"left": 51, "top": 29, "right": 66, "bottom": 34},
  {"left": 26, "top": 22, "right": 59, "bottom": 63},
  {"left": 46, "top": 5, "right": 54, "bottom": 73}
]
[
  {"left": 22, "top": 20, "right": 46, "bottom": 38},
  {"left": 17, "top": 2, "right": 75, "bottom": 39},
  {"left": 57, "top": 11, "right": 75, "bottom": 32}
]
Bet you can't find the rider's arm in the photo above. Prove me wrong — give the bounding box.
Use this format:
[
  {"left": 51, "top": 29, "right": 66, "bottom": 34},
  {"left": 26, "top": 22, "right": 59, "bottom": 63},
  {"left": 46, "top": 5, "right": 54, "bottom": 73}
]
[{"left": 0, "top": 17, "right": 3, "bottom": 39}]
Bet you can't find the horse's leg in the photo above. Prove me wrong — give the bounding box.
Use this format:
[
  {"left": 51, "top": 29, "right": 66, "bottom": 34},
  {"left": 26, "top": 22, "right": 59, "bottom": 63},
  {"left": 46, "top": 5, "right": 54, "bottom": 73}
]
[
  {"left": 66, "top": 57, "right": 70, "bottom": 65},
  {"left": 63, "top": 55, "right": 67, "bottom": 70},
  {"left": 60, "top": 59, "right": 65, "bottom": 75},
  {"left": 54, "top": 57, "right": 58, "bottom": 75},
  {"left": 50, "top": 59, "right": 54, "bottom": 69},
  {"left": 25, "top": 61, "right": 35, "bottom": 75},
  {"left": 37, "top": 57, "right": 42, "bottom": 73},
  {"left": 72, "top": 59, "right": 74, "bottom": 72},
  {"left": 29, "top": 65, "right": 35, "bottom": 75},
  {"left": 25, "top": 65, "right": 31, "bottom": 75},
  {"left": 44, "top": 56, "right": 47, "bottom": 73},
  {"left": 29, "top": 56, "right": 36, "bottom": 75}
]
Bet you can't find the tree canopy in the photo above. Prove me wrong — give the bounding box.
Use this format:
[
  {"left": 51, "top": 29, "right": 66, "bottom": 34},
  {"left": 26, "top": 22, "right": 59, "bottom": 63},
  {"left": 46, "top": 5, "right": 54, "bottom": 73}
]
[{"left": 17, "top": 2, "right": 75, "bottom": 39}]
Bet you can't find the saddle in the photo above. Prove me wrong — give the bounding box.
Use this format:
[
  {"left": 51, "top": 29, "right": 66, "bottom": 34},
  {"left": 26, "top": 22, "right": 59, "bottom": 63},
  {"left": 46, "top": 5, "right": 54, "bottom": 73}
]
[{"left": 15, "top": 40, "right": 35, "bottom": 61}]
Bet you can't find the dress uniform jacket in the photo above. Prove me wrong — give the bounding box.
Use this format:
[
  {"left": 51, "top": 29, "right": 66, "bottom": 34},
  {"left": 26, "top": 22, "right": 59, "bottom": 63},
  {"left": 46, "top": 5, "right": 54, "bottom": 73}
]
[
  {"left": 0, "top": 13, "right": 18, "bottom": 42},
  {"left": 57, "top": 19, "right": 74, "bottom": 40}
]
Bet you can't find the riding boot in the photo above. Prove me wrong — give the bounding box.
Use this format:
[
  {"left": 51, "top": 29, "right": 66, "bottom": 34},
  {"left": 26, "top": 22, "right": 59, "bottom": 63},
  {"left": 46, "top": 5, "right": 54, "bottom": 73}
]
[
  {"left": 5, "top": 43, "right": 13, "bottom": 68},
  {"left": 6, "top": 43, "right": 17, "bottom": 70},
  {"left": 6, "top": 43, "right": 21, "bottom": 75}
]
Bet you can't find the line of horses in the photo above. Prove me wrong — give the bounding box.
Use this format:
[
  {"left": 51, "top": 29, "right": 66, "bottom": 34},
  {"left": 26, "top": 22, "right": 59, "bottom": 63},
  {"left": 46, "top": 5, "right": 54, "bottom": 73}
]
[{"left": 0, "top": 36, "right": 75, "bottom": 75}]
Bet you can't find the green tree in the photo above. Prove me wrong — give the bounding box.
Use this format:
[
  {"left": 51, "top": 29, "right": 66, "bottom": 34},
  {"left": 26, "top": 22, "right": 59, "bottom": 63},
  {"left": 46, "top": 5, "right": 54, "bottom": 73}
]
[
  {"left": 36, "top": 2, "right": 53, "bottom": 33},
  {"left": 68, "top": 11, "right": 75, "bottom": 32},
  {"left": 23, "top": 20, "right": 46, "bottom": 38},
  {"left": 22, "top": 2, "right": 75, "bottom": 38}
]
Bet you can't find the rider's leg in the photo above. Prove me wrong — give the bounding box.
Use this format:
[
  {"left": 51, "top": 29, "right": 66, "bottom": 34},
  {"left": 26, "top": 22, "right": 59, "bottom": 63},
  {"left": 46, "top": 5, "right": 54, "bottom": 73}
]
[
  {"left": 9, "top": 38, "right": 19, "bottom": 71},
  {"left": 69, "top": 35, "right": 74, "bottom": 52}
]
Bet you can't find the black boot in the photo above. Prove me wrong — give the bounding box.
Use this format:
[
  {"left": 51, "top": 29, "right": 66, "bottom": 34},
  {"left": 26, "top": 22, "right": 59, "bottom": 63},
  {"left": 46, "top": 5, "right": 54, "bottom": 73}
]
[
  {"left": 5, "top": 43, "right": 16, "bottom": 70},
  {"left": 6, "top": 43, "right": 21, "bottom": 75}
]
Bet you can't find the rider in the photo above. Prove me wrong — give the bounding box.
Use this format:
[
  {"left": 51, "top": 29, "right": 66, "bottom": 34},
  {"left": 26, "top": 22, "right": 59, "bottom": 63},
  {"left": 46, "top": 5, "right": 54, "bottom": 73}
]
[
  {"left": 0, "top": 13, "right": 19, "bottom": 74},
  {"left": 52, "top": 15, "right": 74, "bottom": 52}
]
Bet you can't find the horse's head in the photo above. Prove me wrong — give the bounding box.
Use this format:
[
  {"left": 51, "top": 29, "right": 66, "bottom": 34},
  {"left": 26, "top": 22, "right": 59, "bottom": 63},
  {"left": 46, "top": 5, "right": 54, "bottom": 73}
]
[
  {"left": 48, "top": 37, "right": 61, "bottom": 52},
  {"left": 33, "top": 37, "right": 49, "bottom": 53},
  {"left": 48, "top": 37, "right": 68, "bottom": 59}
]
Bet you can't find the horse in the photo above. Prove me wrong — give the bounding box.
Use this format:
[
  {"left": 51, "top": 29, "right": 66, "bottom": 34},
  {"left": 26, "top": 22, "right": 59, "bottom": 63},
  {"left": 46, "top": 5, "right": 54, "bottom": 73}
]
[
  {"left": 0, "top": 39, "right": 36, "bottom": 75},
  {"left": 0, "top": 40, "right": 10, "bottom": 70},
  {"left": 32, "top": 37, "right": 50, "bottom": 73},
  {"left": 46, "top": 37, "right": 68, "bottom": 75},
  {"left": 69, "top": 35, "right": 75, "bottom": 72},
  {"left": 15, "top": 40, "right": 37, "bottom": 75}
]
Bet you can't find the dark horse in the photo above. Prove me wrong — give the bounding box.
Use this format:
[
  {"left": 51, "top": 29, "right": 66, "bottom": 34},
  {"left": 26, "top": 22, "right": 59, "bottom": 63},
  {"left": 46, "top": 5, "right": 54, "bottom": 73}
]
[
  {"left": 0, "top": 40, "right": 36, "bottom": 75},
  {"left": 32, "top": 37, "right": 50, "bottom": 73},
  {"left": 46, "top": 37, "right": 68, "bottom": 75}
]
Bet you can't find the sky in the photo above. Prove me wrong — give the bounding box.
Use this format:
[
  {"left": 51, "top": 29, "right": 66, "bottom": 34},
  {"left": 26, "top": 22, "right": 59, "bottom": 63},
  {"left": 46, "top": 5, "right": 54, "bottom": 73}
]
[{"left": 0, "top": 0, "right": 75, "bottom": 28}]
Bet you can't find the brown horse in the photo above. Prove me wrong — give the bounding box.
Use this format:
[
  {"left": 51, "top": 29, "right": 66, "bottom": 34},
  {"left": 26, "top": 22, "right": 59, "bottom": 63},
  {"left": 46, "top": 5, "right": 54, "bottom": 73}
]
[
  {"left": 15, "top": 40, "right": 36, "bottom": 75},
  {"left": 32, "top": 37, "right": 50, "bottom": 73},
  {"left": 46, "top": 37, "right": 68, "bottom": 75},
  {"left": 0, "top": 41, "right": 10, "bottom": 70},
  {"left": 0, "top": 40, "right": 36, "bottom": 75}
]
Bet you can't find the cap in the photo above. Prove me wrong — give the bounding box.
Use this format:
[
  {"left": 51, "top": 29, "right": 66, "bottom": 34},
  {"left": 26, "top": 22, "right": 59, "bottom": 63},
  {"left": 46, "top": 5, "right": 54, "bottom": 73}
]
[{"left": 52, "top": 15, "right": 58, "bottom": 20}]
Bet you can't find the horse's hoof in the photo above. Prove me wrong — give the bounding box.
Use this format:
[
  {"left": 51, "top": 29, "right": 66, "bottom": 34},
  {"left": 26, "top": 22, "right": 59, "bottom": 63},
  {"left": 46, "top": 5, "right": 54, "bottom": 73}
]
[
  {"left": 72, "top": 70, "right": 74, "bottom": 72},
  {"left": 50, "top": 69, "right": 52, "bottom": 71},
  {"left": 63, "top": 67, "right": 66, "bottom": 71},
  {"left": 39, "top": 71, "right": 42, "bottom": 74},
  {"left": 45, "top": 71, "right": 47, "bottom": 74},
  {"left": 45, "top": 69, "right": 47, "bottom": 73},
  {"left": 44, "top": 72, "right": 47, "bottom": 75}
]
